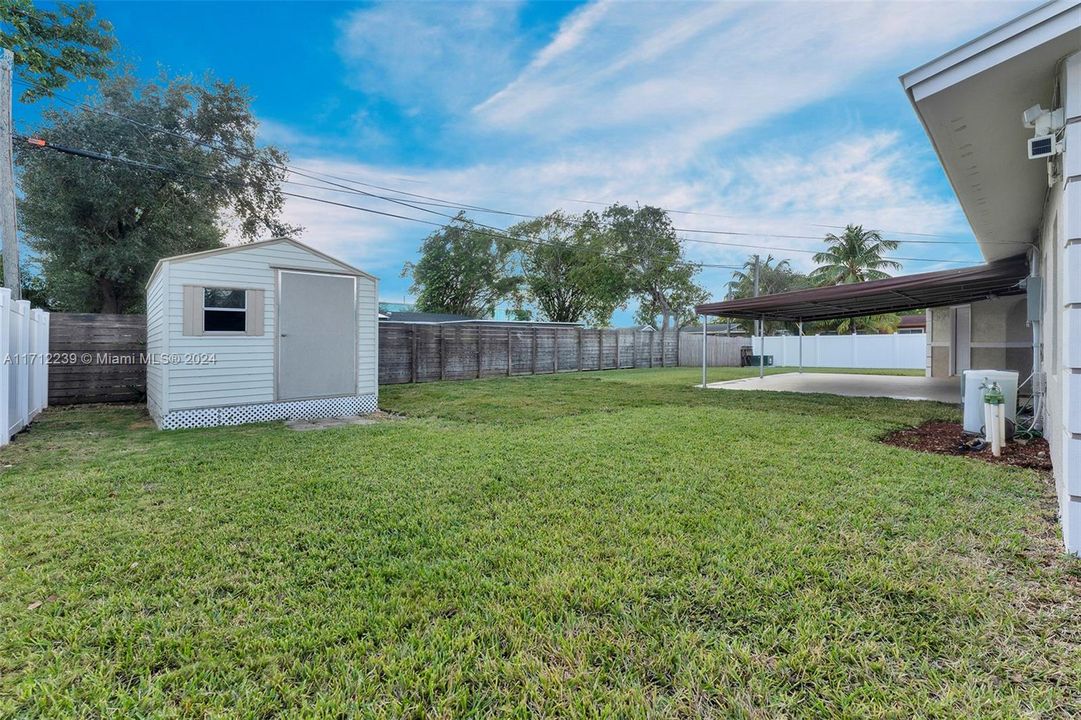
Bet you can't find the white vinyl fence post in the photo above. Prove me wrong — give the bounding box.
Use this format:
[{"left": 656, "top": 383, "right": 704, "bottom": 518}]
[
  {"left": 29, "top": 309, "right": 45, "bottom": 416},
  {"left": 41, "top": 311, "right": 48, "bottom": 410},
  {"left": 15, "top": 300, "right": 29, "bottom": 431},
  {"left": 27, "top": 309, "right": 37, "bottom": 418},
  {"left": 0, "top": 288, "right": 10, "bottom": 445}
]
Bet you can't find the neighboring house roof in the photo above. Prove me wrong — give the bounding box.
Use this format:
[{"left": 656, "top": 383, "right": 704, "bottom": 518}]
[
  {"left": 380, "top": 311, "right": 478, "bottom": 323},
  {"left": 682, "top": 322, "right": 748, "bottom": 334},
  {"left": 900, "top": 0, "right": 1081, "bottom": 260},
  {"left": 382, "top": 314, "right": 583, "bottom": 326},
  {"left": 378, "top": 301, "right": 414, "bottom": 313},
  {"left": 146, "top": 237, "right": 377, "bottom": 288},
  {"left": 897, "top": 314, "right": 927, "bottom": 329},
  {"left": 696, "top": 256, "right": 1029, "bottom": 322}
]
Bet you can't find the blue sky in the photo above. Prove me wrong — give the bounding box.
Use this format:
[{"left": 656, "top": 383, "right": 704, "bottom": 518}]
[{"left": 19, "top": 0, "right": 1035, "bottom": 323}]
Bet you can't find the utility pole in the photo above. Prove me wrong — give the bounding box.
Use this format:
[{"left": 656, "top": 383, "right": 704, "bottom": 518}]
[{"left": 0, "top": 49, "right": 20, "bottom": 299}]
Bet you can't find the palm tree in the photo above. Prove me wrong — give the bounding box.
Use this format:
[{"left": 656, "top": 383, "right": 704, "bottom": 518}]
[
  {"left": 726, "top": 255, "right": 807, "bottom": 298},
  {"left": 725, "top": 255, "right": 810, "bottom": 334},
  {"left": 811, "top": 225, "right": 902, "bottom": 335},
  {"left": 811, "top": 225, "right": 901, "bottom": 285}
]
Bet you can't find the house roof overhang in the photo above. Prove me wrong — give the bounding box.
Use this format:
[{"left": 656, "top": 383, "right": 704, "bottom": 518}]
[
  {"left": 695, "top": 255, "right": 1029, "bottom": 322},
  {"left": 900, "top": 0, "right": 1081, "bottom": 262}
]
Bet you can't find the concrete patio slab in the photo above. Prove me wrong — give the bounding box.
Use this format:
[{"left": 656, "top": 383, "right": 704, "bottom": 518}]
[{"left": 701, "top": 372, "right": 959, "bottom": 404}]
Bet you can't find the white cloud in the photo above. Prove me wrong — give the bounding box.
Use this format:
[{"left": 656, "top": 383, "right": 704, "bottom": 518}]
[
  {"left": 257, "top": 118, "right": 323, "bottom": 149},
  {"left": 279, "top": 130, "right": 976, "bottom": 287},
  {"left": 277, "top": 0, "right": 1034, "bottom": 304},
  {"left": 474, "top": 0, "right": 1026, "bottom": 146},
  {"left": 335, "top": 1, "right": 526, "bottom": 114}
]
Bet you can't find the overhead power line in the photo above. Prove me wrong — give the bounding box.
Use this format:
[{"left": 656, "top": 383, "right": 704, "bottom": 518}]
[
  {"left": 10, "top": 77, "right": 1012, "bottom": 251},
  {"left": 13, "top": 134, "right": 746, "bottom": 273},
  {"left": 12, "top": 130, "right": 978, "bottom": 272}
]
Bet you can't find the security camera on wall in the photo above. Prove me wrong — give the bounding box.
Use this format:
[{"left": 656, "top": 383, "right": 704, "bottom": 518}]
[
  {"left": 1022, "top": 104, "right": 1047, "bottom": 128},
  {"left": 1022, "top": 104, "right": 1064, "bottom": 134}
]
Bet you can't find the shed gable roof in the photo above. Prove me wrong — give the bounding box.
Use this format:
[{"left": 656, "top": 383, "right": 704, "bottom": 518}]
[{"left": 146, "top": 237, "right": 376, "bottom": 288}]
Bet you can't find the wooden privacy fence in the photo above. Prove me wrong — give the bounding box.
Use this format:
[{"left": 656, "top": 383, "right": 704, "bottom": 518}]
[
  {"left": 49, "top": 313, "right": 147, "bottom": 405},
  {"left": 379, "top": 322, "right": 686, "bottom": 384},
  {"left": 0, "top": 289, "right": 50, "bottom": 443},
  {"left": 47, "top": 316, "right": 751, "bottom": 402},
  {"left": 676, "top": 332, "right": 749, "bottom": 368}
]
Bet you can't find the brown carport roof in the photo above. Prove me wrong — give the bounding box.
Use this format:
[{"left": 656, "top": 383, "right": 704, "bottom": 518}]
[{"left": 696, "top": 254, "right": 1029, "bottom": 322}]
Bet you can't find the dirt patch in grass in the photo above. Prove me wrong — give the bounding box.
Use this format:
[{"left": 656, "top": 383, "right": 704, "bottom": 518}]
[{"left": 882, "top": 420, "right": 1053, "bottom": 472}]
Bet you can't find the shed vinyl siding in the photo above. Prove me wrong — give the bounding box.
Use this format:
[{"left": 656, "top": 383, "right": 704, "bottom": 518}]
[
  {"left": 161, "top": 239, "right": 377, "bottom": 412},
  {"left": 357, "top": 275, "right": 378, "bottom": 395},
  {"left": 146, "top": 263, "right": 168, "bottom": 420}
]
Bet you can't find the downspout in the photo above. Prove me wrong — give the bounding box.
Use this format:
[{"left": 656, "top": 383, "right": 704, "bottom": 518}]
[{"left": 1028, "top": 244, "right": 1043, "bottom": 432}]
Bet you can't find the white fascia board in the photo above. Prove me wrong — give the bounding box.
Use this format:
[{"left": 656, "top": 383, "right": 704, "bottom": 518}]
[{"left": 901, "top": 0, "right": 1081, "bottom": 101}]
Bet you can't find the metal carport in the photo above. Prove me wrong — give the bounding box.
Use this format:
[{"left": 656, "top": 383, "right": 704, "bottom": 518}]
[{"left": 693, "top": 255, "right": 1030, "bottom": 385}]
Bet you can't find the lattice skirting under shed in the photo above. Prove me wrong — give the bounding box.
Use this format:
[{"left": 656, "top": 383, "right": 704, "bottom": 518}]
[{"left": 156, "top": 394, "right": 378, "bottom": 430}]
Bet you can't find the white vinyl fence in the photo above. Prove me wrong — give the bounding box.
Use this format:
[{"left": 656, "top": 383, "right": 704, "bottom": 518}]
[
  {"left": 1, "top": 288, "right": 49, "bottom": 444},
  {"left": 751, "top": 333, "right": 925, "bottom": 370}
]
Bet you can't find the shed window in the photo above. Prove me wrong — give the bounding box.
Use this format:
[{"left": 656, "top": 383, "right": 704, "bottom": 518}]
[{"left": 203, "top": 288, "right": 247, "bottom": 332}]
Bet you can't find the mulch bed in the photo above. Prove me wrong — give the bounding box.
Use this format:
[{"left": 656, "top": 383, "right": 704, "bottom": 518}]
[{"left": 881, "top": 420, "right": 1053, "bottom": 471}]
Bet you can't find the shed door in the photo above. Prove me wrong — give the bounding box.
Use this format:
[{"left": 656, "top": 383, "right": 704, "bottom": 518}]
[{"left": 277, "top": 271, "right": 357, "bottom": 400}]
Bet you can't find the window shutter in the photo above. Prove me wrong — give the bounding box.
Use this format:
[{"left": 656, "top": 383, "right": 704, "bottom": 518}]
[
  {"left": 245, "top": 289, "right": 265, "bottom": 336},
  {"left": 182, "top": 286, "right": 204, "bottom": 336}
]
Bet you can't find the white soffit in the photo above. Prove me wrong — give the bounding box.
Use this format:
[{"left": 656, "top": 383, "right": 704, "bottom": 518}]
[{"left": 901, "top": 1, "right": 1081, "bottom": 262}]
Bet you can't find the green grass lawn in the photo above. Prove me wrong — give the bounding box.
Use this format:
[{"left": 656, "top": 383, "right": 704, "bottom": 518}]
[{"left": 2, "top": 368, "right": 1078, "bottom": 718}]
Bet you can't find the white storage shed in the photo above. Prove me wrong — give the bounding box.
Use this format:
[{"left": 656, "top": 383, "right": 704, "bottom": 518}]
[{"left": 145, "top": 238, "right": 378, "bottom": 429}]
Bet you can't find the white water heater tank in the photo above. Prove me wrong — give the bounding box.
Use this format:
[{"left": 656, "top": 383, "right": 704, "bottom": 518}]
[{"left": 962, "top": 369, "right": 1019, "bottom": 434}]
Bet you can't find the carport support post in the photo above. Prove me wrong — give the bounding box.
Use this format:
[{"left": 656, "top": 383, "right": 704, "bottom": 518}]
[
  {"left": 759, "top": 314, "right": 765, "bottom": 380},
  {"left": 798, "top": 320, "right": 803, "bottom": 374},
  {"left": 701, "top": 315, "right": 707, "bottom": 389}
]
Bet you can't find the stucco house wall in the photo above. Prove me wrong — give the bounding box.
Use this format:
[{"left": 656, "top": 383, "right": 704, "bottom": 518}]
[{"left": 926, "top": 296, "right": 1031, "bottom": 380}]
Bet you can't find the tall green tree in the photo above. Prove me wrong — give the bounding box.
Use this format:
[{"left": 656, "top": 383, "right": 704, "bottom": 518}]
[
  {"left": 603, "top": 204, "right": 705, "bottom": 331},
  {"left": 811, "top": 224, "right": 902, "bottom": 334},
  {"left": 510, "top": 210, "right": 627, "bottom": 325},
  {"left": 811, "top": 224, "right": 901, "bottom": 285},
  {"left": 16, "top": 71, "right": 301, "bottom": 312},
  {"left": 1, "top": 0, "right": 116, "bottom": 101},
  {"left": 826, "top": 313, "right": 900, "bottom": 335},
  {"left": 633, "top": 280, "right": 708, "bottom": 331},
  {"left": 403, "top": 212, "right": 519, "bottom": 317},
  {"left": 725, "top": 255, "right": 809, "bottom": 298},
  {"left": 0, "top": 257, "right": 53, "bottom": 309},
  {"left": 725, "top": 255, "right": 810, "bottom": 334}
]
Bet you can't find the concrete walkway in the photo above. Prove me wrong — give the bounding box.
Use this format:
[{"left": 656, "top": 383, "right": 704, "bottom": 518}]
[{"left": 702, "top": 372, "right": 959, "bottom": 404}]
